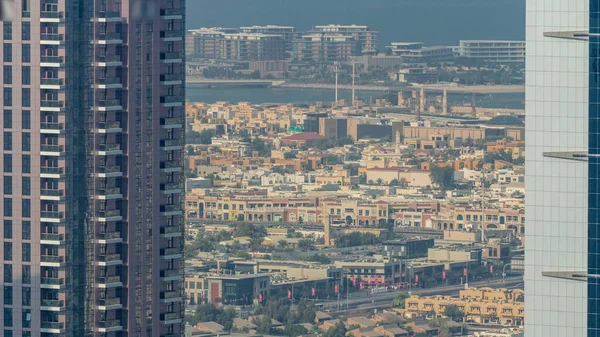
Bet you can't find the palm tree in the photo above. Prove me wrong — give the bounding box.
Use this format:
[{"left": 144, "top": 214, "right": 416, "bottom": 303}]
[{"left": 278, "top": 240, "right": 288, "bottom": 249}]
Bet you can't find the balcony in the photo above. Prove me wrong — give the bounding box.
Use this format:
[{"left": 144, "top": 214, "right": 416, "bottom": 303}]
[
  {"left": 161, "top": 312, "right": 182, "bottom": 324},
  {"left": 41, "top": 211, "right": 65, "bottom": 223},
  {"left": 160, "top": 95, "right": 183, "bottom": 107},
  {"left": 160, "top": 8, "right": 183, "bottom": 18},
  {"left": 41, "top": 189, "right": 65, "bottom": 201},
  {"left": 160, "top": 291, "right": 182, "bottom": 303},
  {"left": 97, "top": 121, "right": 122, "bottom": 133},
  {"left": 41, "top": 144, "right": 65, "bottom": 156},
  {"left": 161, "top": 225, "right": 183, "bottom": 238},
  {"left": 96, "top": 231, "right": 122, "bottom": 244},
  {"left": 41, "top": 33, "right": 65, "bottom": 45},
  {"left": 97, "top": 187, "right": 122, "bottom": 200},
  {"left": 41, "top": 233, "right": 65, "bottom": 245},
  {"left": 160, "top": 30, "right": 183, "bottom": 41},
  {"left": 161, "top": 117, "right": 183, "bottom": 129},
  {"left": 96, "top": 209, "right": 122, "bottom": 222},
  {"left": 41, "top": 277, "right": 65, "bottom": 289},
  {"left": 160, "top": 204, "right": 182, "bottom": 216},
  {"left": 97, "top": 253, "right": 122, "bottom": 267},
  {"left": 41, "top": 100, "right": 65, "bottom": 111},
  {"left": 96, "top": 77, "right": 123, "bottom": 89},
  {"left": 97, "top": 11, "right": 122, "bottom": 22},
  {"left": 160, "top": 269, "right": 181, "bottom": 280},
  {"left": 160, "top": 247, "right": 182, "bottom": 259},
  {"left": 41, "top": 255, "right": 65, "bottom": 267},
  {"left": 97, "top": 32, "right": 122, "bottom": 44},
  {"left": 40, "top": 11, "right": 65, "bottom": 22},
  {"left": 160, "top": 52, "right": 183, "bottom": 63},
  {"left": 161, "top": 182, "right": 183, "bottom": 194},
  {"left": 41, "top": 122, "right": 65, "bottom": 134},
  {"left": 97, "top": 275, "right": 122, "bottom": 288},
  {"left": 97, "top": 143, "right": 122, "bottom": 155},
  {"left": 97, "top": 99, "right": 122, "bottom": 111},
  {"left": 97, "top": 165, "right": 122, "bottom": 178},
  {"left": 160, "top": 73, "right": 183, "bottom": 85},
  {"left": 97, "top": 319, "right": 122, "bottom": 333},
  {"left": 41, "top": 78, "right": 66, "bottom": 90},
  {"left": 161, "top": 160, "right": 182, "bottom": 172},
  {"left": 41, "top": 167, "right": 64, "bottom": 175},
  {"left": 41, "top": 56, "right": 66, "bottom": 67},
  {"left": 96, "top": 54, "right": 122, "bottom": 66},
  {"left": 160, "top": 138, "right": 183, "bottom": 150},
  {"left": 41, "top": 299, "right": 64, "bottom": 311},
  {"left": 97, "top": 297, "right": 122, "bottom": 310},
  {"left": 41, "top": 321, "right": 65, "bottom": 333}
]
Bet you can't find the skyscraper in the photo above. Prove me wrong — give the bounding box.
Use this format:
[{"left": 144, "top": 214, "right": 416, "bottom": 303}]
[
  {"left": 0, "top": 1, "right": 185, "bottom": 336},
  {"left": 525, "top": 0, "right": 589, "bottom": 336}
]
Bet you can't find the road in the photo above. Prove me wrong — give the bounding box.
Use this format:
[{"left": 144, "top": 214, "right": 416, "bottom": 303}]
[{"left": 317, "top": 276, "right": 523, "bottom": 313}]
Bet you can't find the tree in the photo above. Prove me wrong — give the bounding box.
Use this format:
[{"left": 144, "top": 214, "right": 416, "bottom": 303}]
[
  {"left": 234, "top": 223, "right": 267, "bottom": 238},
  {"left": 278, "top": 240, "right": 288, "bottom": 249},
  {"left": 298, "top": 238, "right": 315, "bottom": 251},
  {"left": 389, "top": 179, "right": 400, "bottom": 186},
  {"left": 443, "top": 304, "right": 464, "bottom": 321},
  {"left": 392, "top": 294, "right": 409, "bottom": 308},
  {"left": 376, "top": 178, "right": 384, "bottom": 186},
  {"left": 253, "top": 315, "right": 273, "bottom": 334},
  {"left": 430, "top": 165, "right": 455, "bottom": 190},
  {"left": 285, "top": 325, "right": 309, "bottom": 337},
  {"left": 299, "top": 253, "right": 330, "bottom": 264},
  {"left": 335, "top": 232, "right": 378, "bottom": 248},
  {"left": 322, "top": 322, "right": 347, "bottom": 337},
  {"left": 284, "top": 151, "right": 296, "bottom": 159}
]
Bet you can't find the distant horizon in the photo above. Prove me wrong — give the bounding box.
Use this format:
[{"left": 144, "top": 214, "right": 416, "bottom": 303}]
[{"left": 187, "top": 0, "right": 525, "bottom": 48}]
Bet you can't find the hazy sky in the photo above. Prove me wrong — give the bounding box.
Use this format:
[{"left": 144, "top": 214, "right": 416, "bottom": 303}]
[{"left": 187, "top": 0, "right": 525, "bottom": 47}]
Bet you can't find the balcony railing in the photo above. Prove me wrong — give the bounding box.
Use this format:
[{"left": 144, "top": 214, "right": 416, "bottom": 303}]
[
  {"left": 96, "top": 55, "right": 122, "bottom": 63},
  {"left": 160, "top": 8, "right": 183, "bottom": 16},
  {"left": 98, "top": 254, "right": 121, "bottom": 262},
  {"left": 41, "top": 56, "right": 65, "bottom": 63},
  {"left": 41, "top": 255, "right": 64, "bottom": 263},
  {"left": 42, "top": 299, "right": 64, "bottom": 307},
  {"left": 41, "top": 277, "right": 64, "bottom": 285},
  {"left": 41, "top": 34, "right": 64, "bottom": 41},
  {"left": 98, "top": 298, "right": 121, "bottom": 306},
  {"left": 160, "top": 52, "right": 181, "bottom": 60},
  {"left": 161, "top": 225, "right": 182, "bottom": 234},
  {"left": 98, "top": 121, "right": 121, "bottom": 129},
  {"left": 97, "top": 231, "right": 121, "bottom": 240},
  {"left": 161, "top": 312, "right": 181, "bottom": 321},
  {"left": 97, "top": 77, "right": 122, "bottom": 85},
  {"left": 98, "top": 165, "right": 121, "bottom": 174},
  {"left": 41, "top": 233, "right": 63, "bottom": 241},
  {"left": 98, "top": 143, "right": 121, "bottom": 152},
  {"left": 97, "top": 99, "right": 122, "bottom": 108},
  {"left": 41, "top": 100, "right": 64, "bottom": 108},
  {"left": 99, "top": 187, "right": 121, "bottom": 196},
  {"left": 97, "top": 275, "right": 121, "bottom": 284},
  {"left": 41, "top": 11, "right": 63, "bottom": 19},
  {"left": 160, "top": 74, "right": 181, "bottom": 82},
  {"left": 161, "top": 182, "right": 181, "bottom": 190},
  {"left": 98, "top": 320, "right": 121, "bottom": 328},
  {"left": 161, "top": 205, "right": 180, "bottom": 213},
  {"left": 160, "top": 269, "right": 180, "bottom": 278},
  {"left": 161, "top": 117, "right": 182, "bottom": 125},
  {"left": 161, "top": 291, "right": 181, "bottom": 299},
  {"left": 41, "top": 189, "right": 64, "bottom": 197},
  {"left": 41, "top": 122, "right": 64, "bottom": 130},
  {"left": 41, "top": 145, "right": 64, "bottom": 152},
  {"left": 160, "top": 247, "right": 181, "bottom": 256},
  {"left": 98, "top": 33, "right": 122, "bottom": 41},
  {"left": 161, "top": 139, "right": 183, "bottom": 147},
  {"left": 97, "top": 11, "right": 121, "bottom": 19},
  {"left": 161, "top": 96, "right": 183, "bottom": 104},
  {"left": 160, "top": 30, "right": 182, "bottom": 38},
  {"left": 161, "top": 161, "right": 181, "bottom": 169},
  {"left": 41, "top": 211, "right": 64, "bottom": 219},
  {"left": 41, "top": 322, "right": 64, "bottom": 329},
  {"left": 97, "top": 210, "right": 121, "bottom": 218},
  {"left": 41, "top": 78, "right": 64, "bottom": 86},
  {"left": 41, "top": 167, "right": 64, "bottom": 174}
]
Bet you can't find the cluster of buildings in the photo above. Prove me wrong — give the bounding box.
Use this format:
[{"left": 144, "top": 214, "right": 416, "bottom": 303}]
[{"left": 186, "top": 24, "right": 524, "bottom": 64}]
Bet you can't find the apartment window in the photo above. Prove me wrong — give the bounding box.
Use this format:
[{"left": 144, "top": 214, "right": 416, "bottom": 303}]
[
  {"left": 3, "top": 110, "right": 10, "bottom": 128},
  {"left": 3, "top": 88, "right": 11, "bottom": 106},
  {"left": 22, "top": 309, "right": 31, "bottom": 328},
  {"left": 2, "top": 220, "right": 10, "bottom": 239},
  {"left": 22, "top": 88, "right": 30, "bottom": 107},
  {"left": 3, "top": 242, "right": 12, "bottom": 260},
  {"left": 3, "top": 22, "right": 11, "bottom": 40},
  {"left": 21, "top": 22, "right": 30, "bottom": 40},
  {"left": 22, "top": 243, "right": 30, "bottom": 262},
  {"left": 22, "top": 288, "right": 30, "bottom": 306},
  {"left": 21, "top": 155, "right": 29, "bottom": 173},
  {"left": 3, "top": 132, "right": 11, "bottom": 150},
  {"left": 22, "top": 199, "right": 30, "bottom": 218},
  {"left": 22, "top": 110, "right": 30, "bottom": 129},
  {"left": 3, "top": 286, "right": 11, "bottom": 305},
  {"left": 22, "top": 132, "right": 30, "bottom": 151},
  {"left": 3, "top": 330, "right": 11, "bottom": 337},
  {"left": 3, "top": 44, "right": 11, "bottom": 62},
  {"left": 3, "top": 264, "right": 11, "bottom": 283},
  {"left": 22, "top": 265, "right": 30, "bottom": 284},
  {"left": 2, "top": 154, "right": 10, "bottom": 173},
  {"left": 3, "top": 66, "right": 11, "bottom": 84},
  {"left": 22, "top": 44, "right": 30, "bottom": 63},
  {"left": 3, "top": 176, "right": 10, "bottom": 195},
  {"left": 22, "top": 66, "right": 30, "bottom": 85},
  {"left": 22, "top": 177, "right": 30, "bottom": 195},
  {"left": 4, "top": 308, "right": 12, "bottom": 327},
  {"left": 3, "top": 198, "right": 11, "bottom": 217},
  {"left": 22, "top": 221, "right": 30, "bottom": 240}
]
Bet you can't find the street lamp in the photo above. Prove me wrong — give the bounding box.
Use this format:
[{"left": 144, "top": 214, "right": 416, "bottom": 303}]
[{"left": 502, "top": 264, "right": 512, "bottom": 283}]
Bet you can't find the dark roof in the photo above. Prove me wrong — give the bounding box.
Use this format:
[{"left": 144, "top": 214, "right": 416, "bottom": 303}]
[
  {"left": 485, "top": 115, "right": 524, "bottom": 126},
  {"left": 282, "top": 132, "right": 326, "bottom": 141}
]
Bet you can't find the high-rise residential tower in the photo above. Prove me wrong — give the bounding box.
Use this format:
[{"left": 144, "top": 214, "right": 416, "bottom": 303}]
[
  {"left": 525, "top": 0, "right": 589, "bottom": 336},
  {"left": 0, "top": 1, "right": 186, "bottom": 337}
]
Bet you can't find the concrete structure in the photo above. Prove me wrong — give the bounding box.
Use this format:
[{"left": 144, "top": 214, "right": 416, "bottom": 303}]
[
  {"left": 205, "top": 274, "right": 270, "bottom": 306},
  {"left": 388, "top": 42, "right": 455, "bottom": 63},
  {"left": 313, "top": 24, "right": 378, "bottom": 54},
  {"left": 220, "top": 33, "right": 286, "bottom": 61},
  {"left": 293, "top": 34, "right": 361, "bottom": 62},
  {"left": 240, "top": 25, "right": 296, "bottom": 51},
  {"left": 458, "top": 40, "right": 525, "bottom": 63},
  {"left": 0, "top": 1, "right": 186, "bottom": 337},
  {"left": 186, "top": 28, "right": 226, "bottom": 58}
]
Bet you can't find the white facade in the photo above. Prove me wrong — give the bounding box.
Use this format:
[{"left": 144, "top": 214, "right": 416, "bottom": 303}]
[{"left": 525, "top": 1, "right": 589, "bottom": 337}]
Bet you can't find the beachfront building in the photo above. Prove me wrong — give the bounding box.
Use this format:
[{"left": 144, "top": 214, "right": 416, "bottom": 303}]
[{"left": 458, "top": 40, "right": 525, "bottom": 63}]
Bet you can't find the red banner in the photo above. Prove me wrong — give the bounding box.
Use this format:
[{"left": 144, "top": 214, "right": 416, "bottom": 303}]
[
  {"left": 287, "top": 289, "right": 292, "bottom": 299},
  {"left": 415, "top": 274, "right": 419, "bottom": 283},
  {"left": 258, "top": 293, "right": 263, "bottom": 303},
  {"left": 464, "top": 267, "right": 468, "bottom": 277},
  {"left": 312, "top": 288, "right": 316, "bottom": 297},
  {"left": 442, "top": 271, "right": 446, "bottom": 280},
  {"left": 489, "top": 265, "right": 494, "bottom": 273},
  {"left": 334, "top": 284, "right": 339, "bottom": 293}
]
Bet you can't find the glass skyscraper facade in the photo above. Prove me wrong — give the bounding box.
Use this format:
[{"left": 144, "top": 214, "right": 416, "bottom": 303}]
[{"left": 0, "top": 1, "right": 186, "bottom": 336}]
